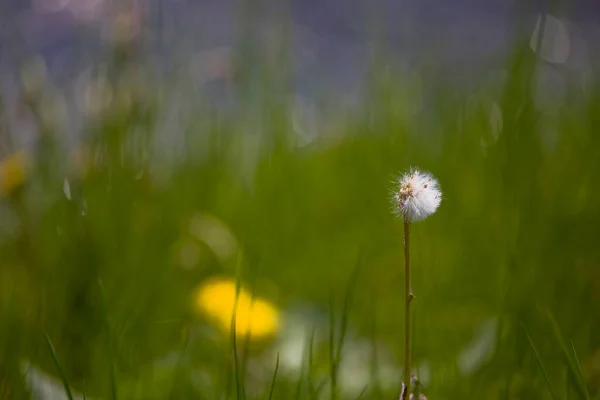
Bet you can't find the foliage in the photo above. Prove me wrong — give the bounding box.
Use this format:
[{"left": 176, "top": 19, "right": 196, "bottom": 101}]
[{"left": 0, "top": 28, "right": 599, "bottom": 400}]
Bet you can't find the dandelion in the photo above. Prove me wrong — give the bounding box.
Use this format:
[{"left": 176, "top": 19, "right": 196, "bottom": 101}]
[
  {"left": 194, "top": 278, "right": 279, "bottom": 339},
  {"left": 393, "top": 168, "right": 442, "bottom": 222},
  {"left": 392, "top": 167, "right": 441, "bottom": 400}
]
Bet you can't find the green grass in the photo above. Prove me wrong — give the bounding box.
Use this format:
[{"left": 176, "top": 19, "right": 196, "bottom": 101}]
[
  {"left": 1, "top": 19, "right": 599, "bottom": 400},
  {"left": 44, "top": 331, "right": 75, "bottom": 400}
]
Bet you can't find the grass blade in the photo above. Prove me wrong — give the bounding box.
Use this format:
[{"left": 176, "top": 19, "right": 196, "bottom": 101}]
[
  {"left": 330, "top": 255, "right": 361, "bottom": 400},
  {"left": 565, "top": 366, "right": 570, "bottom": 400},
  {"left": 232, "top": 271, "right": 245, "bottom": 400},
  {"left": 43, "top": 331, "right": 74, "bottom": 400},
  {"left": 232, "top": 302, "right": 242, "bottom": 400},
  {"left": 241, "top": 267, "right": 262, "bottom": 387},
  {"left": 267, "top": 353, "right": 280, "bottom": 400},
  {"left": 307, "top": 328, "right": 316, "bottom": 398},
  {"left": 98, "top": 279, "right": 117, "bottom": 400},
  {"left": 314, "top": 379, "right": 328, "bottom": 398},
  {"left": 336, "top": 257, "right": 360, "bottom": 366},
  {"left": 569, "top": 339, "right": 588, "bottom": 398},
  {"left": 547, "top": 311, "right": 590, "bottom": 399},
  {"left": 169, "top": 324, "right": 191, "bottom": 397},
  {"left": 521, "top": 323, "right": 557, "bottom": 399},
  {"left": 328, "top": 294, "right": 337, "bottom": 400},
  {"left": 368, "top": 294, "right": 383, "bottom": 399},
  {"left": 355, "top": 386, "right": 368, "bottom": 399},
  {"left": 569, "top": 340, "right": 585, "bottom": 380},
  {"left": 294, "top": 353, "right": 305, "bottom": 400}
]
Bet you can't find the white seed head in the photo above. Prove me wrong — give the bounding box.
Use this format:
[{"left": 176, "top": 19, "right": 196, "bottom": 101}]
[{"left": 393, "top": 168, "right": 442, "bottom": 222}]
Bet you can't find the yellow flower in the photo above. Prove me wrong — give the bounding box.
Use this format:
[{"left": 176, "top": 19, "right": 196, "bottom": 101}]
[
  {"left": 0, "top": 152, "right": 28, "bottom": 196},
  {"left": 194, "top": 278, "right": 279, "bottom": 339}
]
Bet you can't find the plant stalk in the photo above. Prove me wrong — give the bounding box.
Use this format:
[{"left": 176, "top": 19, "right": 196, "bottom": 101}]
[{"left": 402, "top": 219, "right": 413, "bottom": 399}]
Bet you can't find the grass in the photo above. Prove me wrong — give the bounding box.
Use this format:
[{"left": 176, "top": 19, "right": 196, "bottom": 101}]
[
  {"left": 0, "top": 9, "right": 599, "bottom": 399},
  {"left": 522, "top": 323, "right": 557, "bottom": 399},
  {"left": 44, "top": 331, "right": 75, "bottom": 400}
]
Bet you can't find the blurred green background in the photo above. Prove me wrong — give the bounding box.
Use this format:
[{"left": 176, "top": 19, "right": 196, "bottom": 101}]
[{"left": 1, "top": 2, "right": 600, "bottom": 399}]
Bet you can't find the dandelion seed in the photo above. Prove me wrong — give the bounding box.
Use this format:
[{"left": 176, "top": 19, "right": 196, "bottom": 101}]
[{"left": 393, "top": 168, "right": 442, "bottom": 222}]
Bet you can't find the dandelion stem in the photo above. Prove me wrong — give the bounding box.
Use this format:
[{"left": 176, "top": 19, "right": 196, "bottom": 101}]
[{"left": 402, "top": 219, "right": 412, "bottom": 399}]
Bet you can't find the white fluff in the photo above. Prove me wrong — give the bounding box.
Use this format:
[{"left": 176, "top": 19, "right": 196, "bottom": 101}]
[{"left": 393, "top": 168, "right": 442, "bottom": 222}]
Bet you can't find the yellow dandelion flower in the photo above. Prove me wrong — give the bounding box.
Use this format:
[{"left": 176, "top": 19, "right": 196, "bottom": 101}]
[
  {"left": 194, "top": 278, "right": 279, "bottom": 339},
  {"left": 0, "top": 152, "right": 29, "bottom": 196}
]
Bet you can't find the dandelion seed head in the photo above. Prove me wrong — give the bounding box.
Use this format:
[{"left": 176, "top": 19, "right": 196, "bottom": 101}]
[{"left": 393, "top": 168, "right": 442, "bottom": 222}]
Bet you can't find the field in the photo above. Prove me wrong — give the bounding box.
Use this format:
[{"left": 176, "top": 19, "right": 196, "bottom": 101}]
[{"left": 1, "top": 7, "right": 600, "bottom": 399}]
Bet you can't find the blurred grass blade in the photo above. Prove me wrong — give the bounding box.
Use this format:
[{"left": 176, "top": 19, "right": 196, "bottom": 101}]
[
  {"left": 307, "top": 328, "right": 316, "bottom": 397},
  {"left": 294, "top": 351, "right": 305, "bottom": 400},
  {"left": 547, "top": 311, "right": 589, "bottom": 399},
  {"left": 355, "top": 386, "right": 368, "bottom": 399},
  {"left": 569, "top": 339, "right": 587, "bottom": 399},
  {"left": 565, "top": 366, "right": 570, "bottom": 400},
  {"left": 169, "top": 324, "right": 191, "bottom": 396},
  {"left": 328, "top": 294, "right": 337, "bottom": 400},
  {"left": 336, "top": 256, "right": 360, "bottom": 365},
  {"left": 241, "top": 268, "right": 262, "bottom": 385},
  {"left": 267, "top": 353, "right": 279, "bottom": 400},
  {"left": 368, "top": 295, "right": 382, "bottom": 398},
  {"left": 44, "top": 331, "right": 74, "bottom": 400},
  {"left": 314, "top": 379, "right": 328, "bottom": 398},
  {"left": 521, "top": 323, "right": 557, "bottom": 399},
  {"left": 98, "top": 279, "right": 117, "bottom": 400},
  {"left": 330, "top": 255, "right": 361, "bottom": 400},
  {"left": 231, "top": 298, "right": 243, "bottom": 400},
  {"left": 232, "top": 258, "right": 245, "bottom": 400}
]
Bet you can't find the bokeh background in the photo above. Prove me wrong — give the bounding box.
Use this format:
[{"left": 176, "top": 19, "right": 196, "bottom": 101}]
[{"left": 1, "top": 0, "right": 600, "bottom": 399}]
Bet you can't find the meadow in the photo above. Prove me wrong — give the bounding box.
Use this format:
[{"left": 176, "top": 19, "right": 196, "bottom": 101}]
[{"left": 1, "top": 10, "right": 600, "bottom": 399}]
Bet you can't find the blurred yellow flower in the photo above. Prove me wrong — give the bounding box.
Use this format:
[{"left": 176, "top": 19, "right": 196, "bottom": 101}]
[
  {"left": 0, "top": 152, "right": 28, "bottom": 196},
  {"left": 194, "top": 278, "right": 279, "bottom": 339}
]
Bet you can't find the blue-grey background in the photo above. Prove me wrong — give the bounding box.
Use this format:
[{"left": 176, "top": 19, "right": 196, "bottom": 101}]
[{"left": 2, "top": 0, "right": 599, "bottom": 95}]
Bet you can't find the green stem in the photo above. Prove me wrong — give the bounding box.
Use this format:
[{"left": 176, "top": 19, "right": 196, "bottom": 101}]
[{"left": 402, "top": 220, "right": 413, "bottom": 399}]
